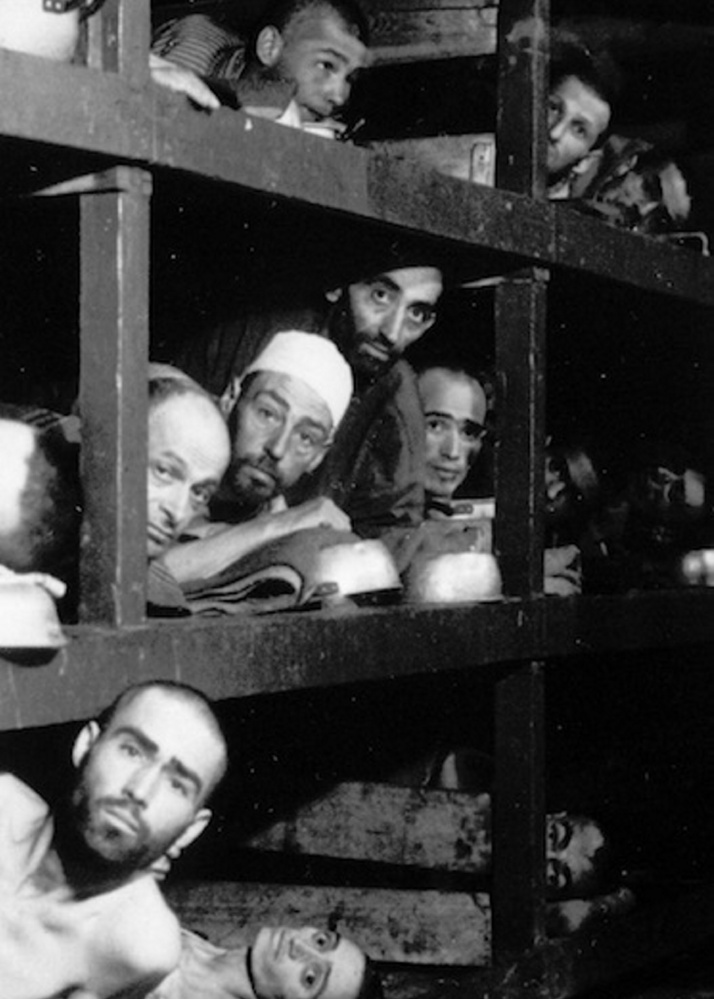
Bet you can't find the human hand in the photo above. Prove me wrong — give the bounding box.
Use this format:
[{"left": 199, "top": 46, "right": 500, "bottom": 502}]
[
  {"left": 149, "top": 53, "right": 220, "bottom": 111},
  {"left": 544, "top": 545, "right": 582, "bottom": 596}
]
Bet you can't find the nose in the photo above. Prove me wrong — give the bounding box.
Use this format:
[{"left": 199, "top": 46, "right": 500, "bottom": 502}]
[
  {"left": 549, "top": 115, "right": 567, "bottom": 143},
  {"left": 324, "top": 72, "right": 350, "bottom": 110},
  {"left": 160, "top": 483, "right": 192, "bottom": 533},
  {"left": 124, "top": 762, "right": 159, "bottom": 806},
  {"left": 379, "top": 304, "right": 405, "bottom": 346},
  {"left": 440, "top": 425, "right": 461, "bottom": 460},
  {"left": 265, "top": 422, "right": 292, "bottom": 461}
]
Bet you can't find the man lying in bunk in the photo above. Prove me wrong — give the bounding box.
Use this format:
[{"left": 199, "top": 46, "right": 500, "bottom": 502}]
[
  {"left": 175, "top": 250, "right": 445, "bottom": 575},
  {"left": 150, "top": 0, "right": 371, "bottom": 137},
  {"left": 0, "top": 679, "right": 228, "bottom": 999},
  {"left": 148, "top": 925, "right": 383, "bottom": 999},
  {"left": 408, "top": 364, "right": 583, "bottom": 597},
  {"left": 152, "top": 333, "right": 354, "bottom": 603}
]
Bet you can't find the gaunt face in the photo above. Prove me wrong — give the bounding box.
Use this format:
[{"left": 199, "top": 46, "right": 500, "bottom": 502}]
[
  {"left": 147, "top": 394, "right": 229, "bottom": 558},
  {"left": 419, "top": 368, "right": 487, "bottom": 501},
  {"left": 250, "top": 927, "right": 366, "bottom": 999},
  {"left": 343, "top": 267, "right": 443, "bottom": 380},
  {"left": 230, "top": 371, "right": 333, "bottom": 506},
  {"left": 279, "top": 11, "right": 368, "bottom": 123},
  {"left": 546, "top": 812, "right": 606, "bottom": 897},
  {"left": 71, "top": 688, "right": 225, "bottom": 871},
  {"left": 547, "top": 75, "right": 611, "bottom": 179}
]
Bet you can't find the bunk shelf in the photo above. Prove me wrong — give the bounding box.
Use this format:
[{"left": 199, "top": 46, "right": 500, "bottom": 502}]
[
  {"left": 3, "top": 587, "right": 714, "bottom": 731},
  {"left": 1, "top": 51, "right": 713, "bottom": 306}
]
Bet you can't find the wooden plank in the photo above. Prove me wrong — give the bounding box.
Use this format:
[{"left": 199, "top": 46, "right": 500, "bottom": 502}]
[
  {"left": 166, "top": 881, "right": 491, "bottom": 965},
  {"left": 491, "top": 662, "right": 546, "bottom": 957},
  {"left": 493, "top": 271, "right": 547, "bottom": 597},
  {"left": 495, "top": 0, "right": 549, "bottom": 198},
  {"left": 2, "top": 589, "right": 714, "bottom": 731},
  {"left": 245, "top": 781, "right": 493, "bottom": 872},
  {"left": 78, "top": 167, "right": 151, "bottom": 625},
  {"left": 0, "top": 56, "right": 712, "bottom": 304}
]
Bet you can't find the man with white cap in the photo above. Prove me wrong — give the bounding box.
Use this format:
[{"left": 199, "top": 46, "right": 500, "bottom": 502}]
[{"left": 159, "top": 330, "right": 353, "bottom": 587}]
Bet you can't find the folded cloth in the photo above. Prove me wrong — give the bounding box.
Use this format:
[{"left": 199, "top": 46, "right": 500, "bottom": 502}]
[{"left": 177, "top": 526, "right": 362, "bottom": 616}]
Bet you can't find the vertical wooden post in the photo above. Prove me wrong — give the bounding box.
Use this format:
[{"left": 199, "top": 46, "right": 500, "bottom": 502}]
[
  {"left": 78, "top": 166, "right": 151, "bottom": 626},
  {"left": 85, "top": 0, "right": 150, "bottom": 85},
  {"left": 496, "top": 0, "right": 550, "bottom": 199},
  {"left": 494, "top": 269, "right": 547, "bottom": 598},
  {"left": 492, "top": 661, "right": 547, "bottom": 956},
  {"left": 490, "top": 0, "right": 549, "bottom": 972}
]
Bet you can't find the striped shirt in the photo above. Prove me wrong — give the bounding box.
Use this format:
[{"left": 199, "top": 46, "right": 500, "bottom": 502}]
[{"left": 151, "top": 13, "right": 247, "bottom": 81}]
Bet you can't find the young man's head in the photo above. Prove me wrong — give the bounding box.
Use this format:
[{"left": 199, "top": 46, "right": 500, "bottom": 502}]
[
  {"left": 249, "top": 0, "right": 370, "bottom": 123},
  {"left": 330, "top": 265, "right": 444, "bottom": 385},
  {"left": 548, "top": 39, "right": 618, "bottom": 183},
  {"left": 147, "top": 368, "right": 230, "bottom": 559},
  {"left": 249, "top": 927, "right": 383, "bottom": 999},
  {"left": 63, "top": 680, "right": 228, "bottom": 879},
  {"left": 225, "top": 331, "right": 353, "bottom": 509},
  {"left": 418, "top": 366, "right": 488, "bottom": 502},
  {"left": 0, "top": 414, "right": 81, "bottom": 576}
]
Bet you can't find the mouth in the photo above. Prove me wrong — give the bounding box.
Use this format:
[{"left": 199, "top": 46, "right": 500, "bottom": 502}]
[
  {"left": 147, "top": 525, "right": 174, "bottom": 549},
  {"left": 101, "top": 803, "right": 140, "bottom": 835}
]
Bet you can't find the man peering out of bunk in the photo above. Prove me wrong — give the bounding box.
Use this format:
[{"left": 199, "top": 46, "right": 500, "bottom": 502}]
[
  {"left": 150, "top": 0, "right": 371, "bottom": 135},
  {"left": 154, "top": 332, "right": 354, "bottom": 591},
  {"left": 147, "top": 365, "right": 231, "bottom": 563},
  {"left": 148, "top": 924, "right": 383, "bottom": 999},
  {"left": 0, "top": 679, "right": 228, "bottom": 999},
  {"left": 414, "top": 364, "right": 582, "bottom": 596},
  {"left": 174, "top": 251, "right": 445, "bottom": 575}
]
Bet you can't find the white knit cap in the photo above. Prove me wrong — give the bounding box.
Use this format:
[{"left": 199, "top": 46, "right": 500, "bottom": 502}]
[{"left": 244, "top": 331, "right": 353, "bottom": 432}]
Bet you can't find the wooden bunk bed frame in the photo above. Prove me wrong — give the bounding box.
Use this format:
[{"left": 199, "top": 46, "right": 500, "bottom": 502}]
[{"left": 1, "top": 0, "right": 714, "bottom": 995}]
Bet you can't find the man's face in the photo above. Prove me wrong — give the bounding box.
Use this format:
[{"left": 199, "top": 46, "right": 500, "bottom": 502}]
[
  {"left": 279, "top": 11, "right": 368, "bottom": 123},
  {"left": 341, "top": 266, "right": 443, "bottom": 380},
  {"left": 547, "top": 75, "right": 611, "bottom": 179},
  {"left": 251, "top": 927, "right": 366, "bottom": 999},
  {"left": 147, "top": 394, "right": 229, "bottom": 558},
  {"left": 71, "top": 688, "right": 225, "bottom": 872},
  {"left": 229, "top": 371, "right": 333, "bottom": 506},
  {"left": 546, "top": 812, "right": 606, "bottom": 898},
  {"left": 420, "top": 369, "right": 487, "bottom": 501}
]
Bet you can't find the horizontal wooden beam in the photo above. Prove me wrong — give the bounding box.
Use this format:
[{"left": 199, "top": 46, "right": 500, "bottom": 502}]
[
  {"left": 2, "top": 589, "right": 714, "bottom": 730},
  {"left": 0, "top": 53, "right": 712, "bottom": 305},
  {"left": 166, "top": 880, "right": 491, "bottom": 965},
  {"left": 245, "top": 781, "right": 493, "bottom": 872}
]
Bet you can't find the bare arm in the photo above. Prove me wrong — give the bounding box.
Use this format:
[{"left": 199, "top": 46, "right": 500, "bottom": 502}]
[
  {"left": 160, "top": 498, "right": 351, "bottom": 586},
  {"left": 149, "top": 53, "right": 220, "bottom": 111}
]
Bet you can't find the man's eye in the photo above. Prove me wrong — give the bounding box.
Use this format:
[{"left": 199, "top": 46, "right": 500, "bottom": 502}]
[
  {"left": 151, "top": 461, "right": 173, "bottom": 481},
  {"left": 119, "top": 740, "right": 141, "bottom": 758},
  {"left": 426, "top": 417, "right": 447, "bottom": 434},
  {"left": 312, "top": 930, "right": 332, "bottom": 950},
  {"left": 408, "top": 305, "right": 434, "bottom": 326},
  {"left": 370, "top": 285, "right": 392, "bottom": 306},
  {"left": 169, "top": 776, "right": 190, "bottom": 798},
  {"left": 301, "top": 964, "right": 323, "bottom": 992},
  {"left": 191, "top": 485, "right": 212, "bottom": 506}
]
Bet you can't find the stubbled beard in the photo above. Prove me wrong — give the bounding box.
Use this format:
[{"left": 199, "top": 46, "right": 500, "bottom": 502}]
[{"left": 53, "top": 770, "right": 166, "bottom": 885}]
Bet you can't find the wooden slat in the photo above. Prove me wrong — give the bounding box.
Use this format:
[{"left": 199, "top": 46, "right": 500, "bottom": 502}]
[
  {"left": 166, "top": 881, "right": 491, "bottom": 965},
  {"left": 491, "top": 663, "right": 546, "bottom": 957},
  {"left": 245, "top": 781, "right": 492, "bottom": 872},
  {"left": 78, "top": 167, "right": 151, "bottom": 625},
  {"left": 0, "top": 55, "right": 712, "bottom": 304},
  {"left": 2, "top": 589, "right": 714, "bottom": 730}
]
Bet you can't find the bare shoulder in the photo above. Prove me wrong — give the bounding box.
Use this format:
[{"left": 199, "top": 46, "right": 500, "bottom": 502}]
[{"left": 88, "top": 877, "right": 182, "bottom": 991}]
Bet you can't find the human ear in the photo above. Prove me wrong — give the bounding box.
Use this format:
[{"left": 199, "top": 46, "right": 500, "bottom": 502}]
[
  {"left": 166, "top": 807, "right": 212, "bottom": 860},
  {"left": 255, "top": 25, "right": 284, "bottom": 68},
  {"left": 71, "top": 720, "right": 101, "bottom": 768}
]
